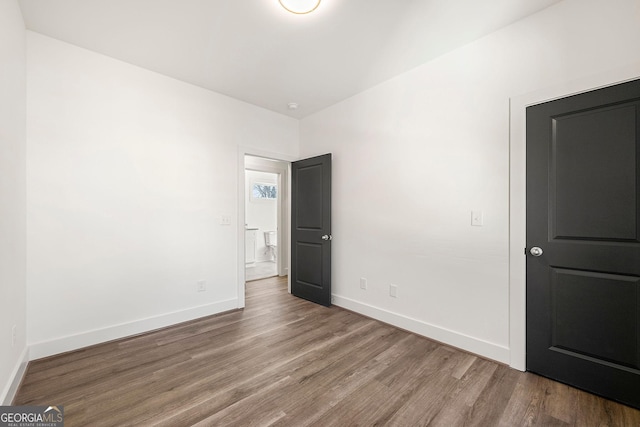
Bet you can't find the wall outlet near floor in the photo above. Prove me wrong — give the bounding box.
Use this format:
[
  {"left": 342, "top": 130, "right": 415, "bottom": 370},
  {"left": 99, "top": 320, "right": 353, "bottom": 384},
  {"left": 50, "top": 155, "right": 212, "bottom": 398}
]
[
  {"left": 360, "top": 277, "right": 367, "bottom": 290},
  {"left": 12, "top": 325, "right": 16, "bottom": 347},
  {"left": 389, "top": 284, "right": 398, "bottom": 298},
  {"left": 471, "top": 210, "right": 483, "bottom": 226},
  {"left": 197, "top": 280, "right": 207, "bottom": 292}
]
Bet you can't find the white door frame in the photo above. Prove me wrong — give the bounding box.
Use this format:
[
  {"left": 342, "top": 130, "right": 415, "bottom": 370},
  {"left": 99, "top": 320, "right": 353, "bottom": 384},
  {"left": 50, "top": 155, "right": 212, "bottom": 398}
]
[
  {"left": 508, "top": 62, "right": 640, "bottom": 371},
  {"left": 237, "top": 147, "right": 295, "bottom": 308}
]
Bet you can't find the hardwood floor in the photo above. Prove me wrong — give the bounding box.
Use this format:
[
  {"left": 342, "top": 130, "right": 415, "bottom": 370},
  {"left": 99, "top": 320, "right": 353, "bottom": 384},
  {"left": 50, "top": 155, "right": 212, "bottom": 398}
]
[{"left": 14, "top": 276, "right": 640, "bottom": 426}]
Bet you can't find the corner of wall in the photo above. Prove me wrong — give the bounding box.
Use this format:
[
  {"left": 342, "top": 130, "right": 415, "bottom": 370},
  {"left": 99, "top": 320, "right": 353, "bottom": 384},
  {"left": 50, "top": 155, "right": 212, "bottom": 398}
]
[
  {"left": 0, "top": 0, "right": 28, "bottom": 408},
  {"left": 1, "top": 347, "right": 29, "bottom": 405}
]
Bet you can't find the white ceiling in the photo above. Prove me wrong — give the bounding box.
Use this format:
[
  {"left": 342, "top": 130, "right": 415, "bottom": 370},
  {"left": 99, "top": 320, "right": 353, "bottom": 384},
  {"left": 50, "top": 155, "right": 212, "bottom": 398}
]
[{"left": 18, "top": 0, "right": 562, "bottom": 118}]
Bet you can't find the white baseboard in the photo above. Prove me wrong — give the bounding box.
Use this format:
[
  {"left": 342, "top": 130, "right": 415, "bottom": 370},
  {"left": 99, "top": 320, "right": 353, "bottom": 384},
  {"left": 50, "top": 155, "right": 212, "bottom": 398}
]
[
  {"left": 29, "top": 299, "right": 238, "bottom": 360},
  {"left": 332, "top": 295, "right": 510, "bottom": 364},
  {"left": 1, "top": 347, "right": 29, "bottom": 405}
]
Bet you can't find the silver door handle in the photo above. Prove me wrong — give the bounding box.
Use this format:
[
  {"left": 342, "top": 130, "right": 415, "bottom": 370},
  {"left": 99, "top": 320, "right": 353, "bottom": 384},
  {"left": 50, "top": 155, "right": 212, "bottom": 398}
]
[
  {"left": 530, "top": 247, "right": 543, "bottom": 257},
  {"left": 321, "top": 234, "right": 332, "bottom": 241}
]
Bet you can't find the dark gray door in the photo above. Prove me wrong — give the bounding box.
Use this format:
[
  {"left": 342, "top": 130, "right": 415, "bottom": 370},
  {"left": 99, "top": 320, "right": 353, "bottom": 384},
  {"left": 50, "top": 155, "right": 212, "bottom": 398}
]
[
  {"left": 526, "top": 78, "right": 640, "bottom": 408},
  {"left": 291, "top": 154, "right": 331, "bottom": 306}
]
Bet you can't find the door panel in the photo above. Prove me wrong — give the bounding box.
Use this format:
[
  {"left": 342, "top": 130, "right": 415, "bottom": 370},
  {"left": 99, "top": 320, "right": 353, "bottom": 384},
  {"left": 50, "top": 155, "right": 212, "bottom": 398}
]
[
  {"left": 551, "top": 268, "right": 640, "bottom": 369},
  {"left": 296, "top": 243, "right": 323, "bottom": 286},
  {"left": 526, "top": 78, "right": 640, "bottom": 408},
  {"left": 295, "top": 164, "right": 324, "bottom": 229},
  {"left": 552, "top": 103, "right": 638, "bottom": 241},
  {"left": 291, "top": 154, "right": 331, "bottom": 306}
]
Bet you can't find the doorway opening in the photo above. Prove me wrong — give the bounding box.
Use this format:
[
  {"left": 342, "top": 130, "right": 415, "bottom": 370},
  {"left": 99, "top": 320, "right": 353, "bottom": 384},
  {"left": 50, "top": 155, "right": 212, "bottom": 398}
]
[{"left": 244, "top": 155, "right": 289, "bottom": 282}]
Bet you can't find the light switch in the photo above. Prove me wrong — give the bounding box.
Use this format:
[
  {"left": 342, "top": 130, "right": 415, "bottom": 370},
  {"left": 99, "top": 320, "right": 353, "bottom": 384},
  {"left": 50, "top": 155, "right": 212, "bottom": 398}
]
[
  {"left": 220, "top": 214, "right": 231, "bottom": 225},
  {"left": 471, "top": 210, "right": 483, "bottom": 226}
]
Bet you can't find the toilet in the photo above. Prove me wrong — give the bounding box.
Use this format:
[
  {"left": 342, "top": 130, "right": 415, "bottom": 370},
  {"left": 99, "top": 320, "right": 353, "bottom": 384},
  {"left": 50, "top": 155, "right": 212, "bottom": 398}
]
[{"left": 264, "top": 231, "right": 277, "bottom": 262}]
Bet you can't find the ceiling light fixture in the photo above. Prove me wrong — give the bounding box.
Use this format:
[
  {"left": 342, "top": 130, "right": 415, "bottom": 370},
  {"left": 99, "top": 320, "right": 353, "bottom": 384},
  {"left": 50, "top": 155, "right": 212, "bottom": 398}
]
[
  {"left": 287, "top": 102, "right": 299, "bottom": 110},
  {"left": 279, "top": 0, "right": 321, "bottom": 14}
]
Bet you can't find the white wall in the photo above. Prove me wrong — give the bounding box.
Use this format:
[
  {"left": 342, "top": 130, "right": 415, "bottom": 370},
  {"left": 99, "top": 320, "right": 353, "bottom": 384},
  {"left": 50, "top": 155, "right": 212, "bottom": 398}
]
[
  {"left": 26, "top": 32, "right": 299, "bottom": 359},
  {"left": 245, "top": 170, "right": 278, "bottom": 261},
  {"left": 299, "top": 0, "right": 640, "bottom": 363},
  {"left": 0, "top": 0, "right": 27, "bottom": 404}
]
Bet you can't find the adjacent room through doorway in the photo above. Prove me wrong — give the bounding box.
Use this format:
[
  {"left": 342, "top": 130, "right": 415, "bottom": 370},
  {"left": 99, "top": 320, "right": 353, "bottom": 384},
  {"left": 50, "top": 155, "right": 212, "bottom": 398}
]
[
  {"left": 244, "top": 155, "right": 289, "bottom": 282},
  {"left": 245, "top": 169, "right": 278, "bottom": 281}
]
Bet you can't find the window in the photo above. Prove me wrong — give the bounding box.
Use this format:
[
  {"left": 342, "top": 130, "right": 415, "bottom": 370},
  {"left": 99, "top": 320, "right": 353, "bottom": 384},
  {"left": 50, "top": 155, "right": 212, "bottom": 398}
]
[{"left": 252, "top": 182, "right": 277, "bottom": 200}]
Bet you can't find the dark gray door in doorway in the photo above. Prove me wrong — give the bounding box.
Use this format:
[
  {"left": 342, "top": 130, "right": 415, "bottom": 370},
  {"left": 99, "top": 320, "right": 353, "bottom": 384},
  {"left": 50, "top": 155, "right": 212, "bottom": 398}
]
[
  {"left": 526, "top": 79, "right": 640, "bottom": 408},
  {"left": 291, "top": 154, "right": 332, "bottom": 306}
]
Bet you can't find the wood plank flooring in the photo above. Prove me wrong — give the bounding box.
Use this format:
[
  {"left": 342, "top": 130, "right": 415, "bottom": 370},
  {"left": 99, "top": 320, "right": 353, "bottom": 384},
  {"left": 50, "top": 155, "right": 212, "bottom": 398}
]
[{"left": 14, "top": 276, "right": 640, "bottom": 426}]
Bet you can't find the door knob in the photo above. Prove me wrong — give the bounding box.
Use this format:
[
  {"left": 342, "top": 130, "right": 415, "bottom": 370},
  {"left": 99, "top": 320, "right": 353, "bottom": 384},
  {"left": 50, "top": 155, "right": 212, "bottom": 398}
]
[
  {"left": 530, "top": 247, "right": 543, "bottom": 257},
  {"left": 321, "top": 234, "right": 332, "bottom": 241}
]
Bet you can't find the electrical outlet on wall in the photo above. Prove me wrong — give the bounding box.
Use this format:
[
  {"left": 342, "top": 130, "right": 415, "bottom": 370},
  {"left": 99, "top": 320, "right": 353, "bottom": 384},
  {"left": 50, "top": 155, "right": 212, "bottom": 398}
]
[
  {"left": 197, "top": 280, "right": 207, "bottom": 292},
  {"left": 471, "top": 210, "right": 483, "bottom": 226},
  {"left": 220, "top": 214, "right": 232, "bottom": 225},
  {"left": 360, "top": 277, "right": 367, "bottom": 290},
  {"left": 389, "top": 284, "right": 398, "bottom": 298}
]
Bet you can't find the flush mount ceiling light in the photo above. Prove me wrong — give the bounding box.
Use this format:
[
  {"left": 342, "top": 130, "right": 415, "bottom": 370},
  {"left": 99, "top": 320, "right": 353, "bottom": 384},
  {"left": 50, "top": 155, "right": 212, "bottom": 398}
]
[{"left": 279, "top": 0, "right": 321, "bottom": 14}]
